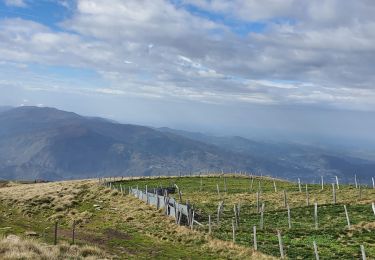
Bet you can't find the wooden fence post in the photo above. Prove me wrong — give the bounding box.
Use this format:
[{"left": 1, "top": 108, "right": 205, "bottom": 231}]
[
  {"left": 233, "top": 204, "right": 238, "bottom": 228},
  {"left": 287, "top": 204, "right": 291, "bottom": 229},
  {"left": 321, "top": 176, "right": 324, "bottom": 190},
  {"left": 298, "top": 178, "right": 302, "bottom": 192},
  {"left": 217, "top": 201, "right": 223, "bottom": 224},
  {"left": 371, "top": 202, "right": 375, "bottom": 216},
  {"left": 273, "top": 180, "right": 277, "bottom": 192},
  {"left": 335, "top": 176, "right": 340, "bottom": 190},
  {"left": 237, "top": 203, "right": 241, "bottom": 222},
  {"left": 146, "top": 185, "right": 149, "bottom": 204},
  {"left": 232, "top": 218, "right": 236, "bottom": 243},
  {"left": 174, "top": 201, "right": 178, "bottom": 224},
  {"left": 191, "top": 211, "right": 195, "bottom": 230},
  {"left": 360, "top": 245, "right": 367, "bottom": 260},
  {"left": 277, "top": 230, "right": 285, "bottom": 259},
  {"left": 344, "top": 205, "right": 351, "bottom": 228},
  {"left": 313, "top": 241, "right": 319, "bottom": 260},
  {"left": 54, "top": 221, "right": 58, "bottom": 245},
  {"left": 208, "top": 215, "right": 212, "bottom": 235},
  {"left": 306, "top": 184, "right": 310, "bottom": 206},
  {"left": 332, "top": 183, "right": 336, "bottom": 204},
  {"left": 178, "top": 210, "right": 182, "bottom": 225},
  {"left": 72, "top": 220, "right": 76, "bottom": 245},
  {"left": 355, "top": 174, "right": 358, "bottom": 189},
  {"left": 260, "top": 203, "right": 264, "bottom": 230},
  {"left": 283, "top": 190, "right": 287, "bottom": 208},
  {"left": 372, "top": 177, "right": 375, "bottom": 189},
  {"left": 178, "top": 189, "right": 182, "bottom": 202},
  {"left": 253, "top": 226, "right": 257, "bottom": 251},
  {"left": 314, "top": 202, "right": 318, "bottom": 229}
]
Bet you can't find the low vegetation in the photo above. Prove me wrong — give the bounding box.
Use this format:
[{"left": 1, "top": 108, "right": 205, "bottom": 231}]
[
  {"left": 116, "top": 175, "right": 375, "bottom": 259},
  {"left": 0, "top": 235, "right": 104, "bottom": 259},
  {"left": 0, "top": 178, "right": 272, "bottom": 259}
]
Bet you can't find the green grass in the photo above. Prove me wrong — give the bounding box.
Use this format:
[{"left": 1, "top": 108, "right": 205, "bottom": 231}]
[
  {"left": 115, "top": 175, "right": 375, "bottom": 259},
  {"left": 1, "top": 180, "right": 265, "bottom": 259}
]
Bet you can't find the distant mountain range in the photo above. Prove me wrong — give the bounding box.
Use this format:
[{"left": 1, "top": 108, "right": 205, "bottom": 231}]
[
  {"left": 0, "top": 106, "right": 374, "bottom": 184},
  {"left": 0, "top": 106, "right": 12, "bottom": 113}
]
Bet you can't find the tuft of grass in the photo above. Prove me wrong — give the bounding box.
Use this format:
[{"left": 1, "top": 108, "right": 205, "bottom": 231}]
[{"left": 0, "top": 235, "right": 106, "bottom": 259}]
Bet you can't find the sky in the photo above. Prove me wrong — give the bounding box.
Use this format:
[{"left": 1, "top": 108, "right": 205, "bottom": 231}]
[{"left": 1, "top": 0, "right": 375, "bottom": 149}]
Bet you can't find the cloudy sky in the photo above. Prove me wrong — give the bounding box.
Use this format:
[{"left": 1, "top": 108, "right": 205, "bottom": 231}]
[{"left": 1, "top": 0, "right": 375, "bottom": 147}]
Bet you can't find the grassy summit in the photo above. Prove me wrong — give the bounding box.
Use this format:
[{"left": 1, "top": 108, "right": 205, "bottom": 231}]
[
  {"left": 116, "top": 175, "right": 375, "bottom": 259},
  {"left": 0, "top": 179, "right": 271, "bottom": 259}
]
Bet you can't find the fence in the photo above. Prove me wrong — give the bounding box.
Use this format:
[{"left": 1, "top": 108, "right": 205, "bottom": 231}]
[
  {"left": 101, "top": 174, "right": 374, "bottom": 259},
  {"left": 129, "top": 187, "right": 191, "bottom": 223}
]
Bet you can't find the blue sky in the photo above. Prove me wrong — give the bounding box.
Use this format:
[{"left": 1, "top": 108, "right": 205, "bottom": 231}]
[
  {"left": 1, "top": 0, "right": 375, "bottom": 148},
  {"left": 0, "top": 0, "right": 72, "bottom": 28}
]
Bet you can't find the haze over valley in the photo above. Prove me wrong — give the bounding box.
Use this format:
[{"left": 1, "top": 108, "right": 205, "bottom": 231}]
[{"left": 0, "top": 106, "right": 374, "bottom": 185}]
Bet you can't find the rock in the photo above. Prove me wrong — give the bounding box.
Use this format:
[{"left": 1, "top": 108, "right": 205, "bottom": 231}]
[
  {"left": 25, "top": 231, "right": 38, "bottom": 237},
  {"left": 6, "top": 235, "right": 20, "bottom": 242}
]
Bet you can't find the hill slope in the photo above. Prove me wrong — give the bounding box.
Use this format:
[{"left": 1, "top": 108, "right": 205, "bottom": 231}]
[
  {"left": 0, "top": 106, "right": 257, "bottom": 180},
  {"left": 0, "top": 178, "right": 272, "bottom": 259},
  {"left": 158, "top": 127, "right": 375, "bottom": 183}
]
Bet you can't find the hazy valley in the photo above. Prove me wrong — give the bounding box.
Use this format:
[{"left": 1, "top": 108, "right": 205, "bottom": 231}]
[{"left": 0, "top": 106, "right": 374, "bottom": 185}]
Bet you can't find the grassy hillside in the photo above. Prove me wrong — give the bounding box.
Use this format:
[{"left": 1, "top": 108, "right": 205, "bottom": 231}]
[
  {"left": 115, "top": 175, "right": 375, "bottom": 259},
  {"left": 0, "top": 179, "right": 271, "bottom": 259}
]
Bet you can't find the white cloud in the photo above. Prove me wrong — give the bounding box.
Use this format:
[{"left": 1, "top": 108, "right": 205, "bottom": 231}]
[
  {"left": 1, "top": 0, "right": 375, "bottom": 111},
  {"left": 95, "top": 88, "right": 125, "bottom": 95},
  {"left": 4, "top": 0, "right": 27, "bottom": 8}
]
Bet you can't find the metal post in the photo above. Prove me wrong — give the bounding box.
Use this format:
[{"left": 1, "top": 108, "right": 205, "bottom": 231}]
[
  {"left": 314, "top": 202, "right": 318, "bottom": 229},
  {"left": 287, "top": 204, "right": 291, "bottom": 229},
  {"left": 253, "top": 226, "right": 257, "bottom": 250},
  {"left": 277, "top": 230, "right": 285, "bottom": 259},
  {"left": 306, "top": 184, "right": 310, "bottom": 206},
  {"left": 208, "top": 215, "right": 212, "bottom": 235},
  {"left": 283, "top": 190, "right": 287, "bottom": 208},
  {"left": 232, "top": 218, "right": 235, "bottom": 243},
  {"left": 344, "top": 205, "right": 350, "bottom": 228},
  {"left": 361, "top": 245, "right": 367, "bottom": 260},
  {"left": 72, "top": 220, "right": 76, "bottom": 245},
  {"left": 54, "top": 222, "right": 58, "bottom": 245},
  {"left": 313, "top": 241, "right": 319, "bottom": 260}
]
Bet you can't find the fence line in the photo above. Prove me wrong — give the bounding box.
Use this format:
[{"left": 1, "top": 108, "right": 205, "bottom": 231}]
[{"left": 99, "top": 174, "right": 375, "bottom": 259}]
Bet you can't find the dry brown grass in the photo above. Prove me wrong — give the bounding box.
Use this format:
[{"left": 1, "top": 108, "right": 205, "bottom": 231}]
[
  {"left": 0, "top": 235, "right": 106, "bottom": 259},
  {"left": 106, "top": 191, "right": 275, "bottom": 259},
  {"left": 0, "top": 178, "right": 275, "bottom": 259},
  {"left": 0, "top": 179, "right": 102, "bottom": 224}
]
